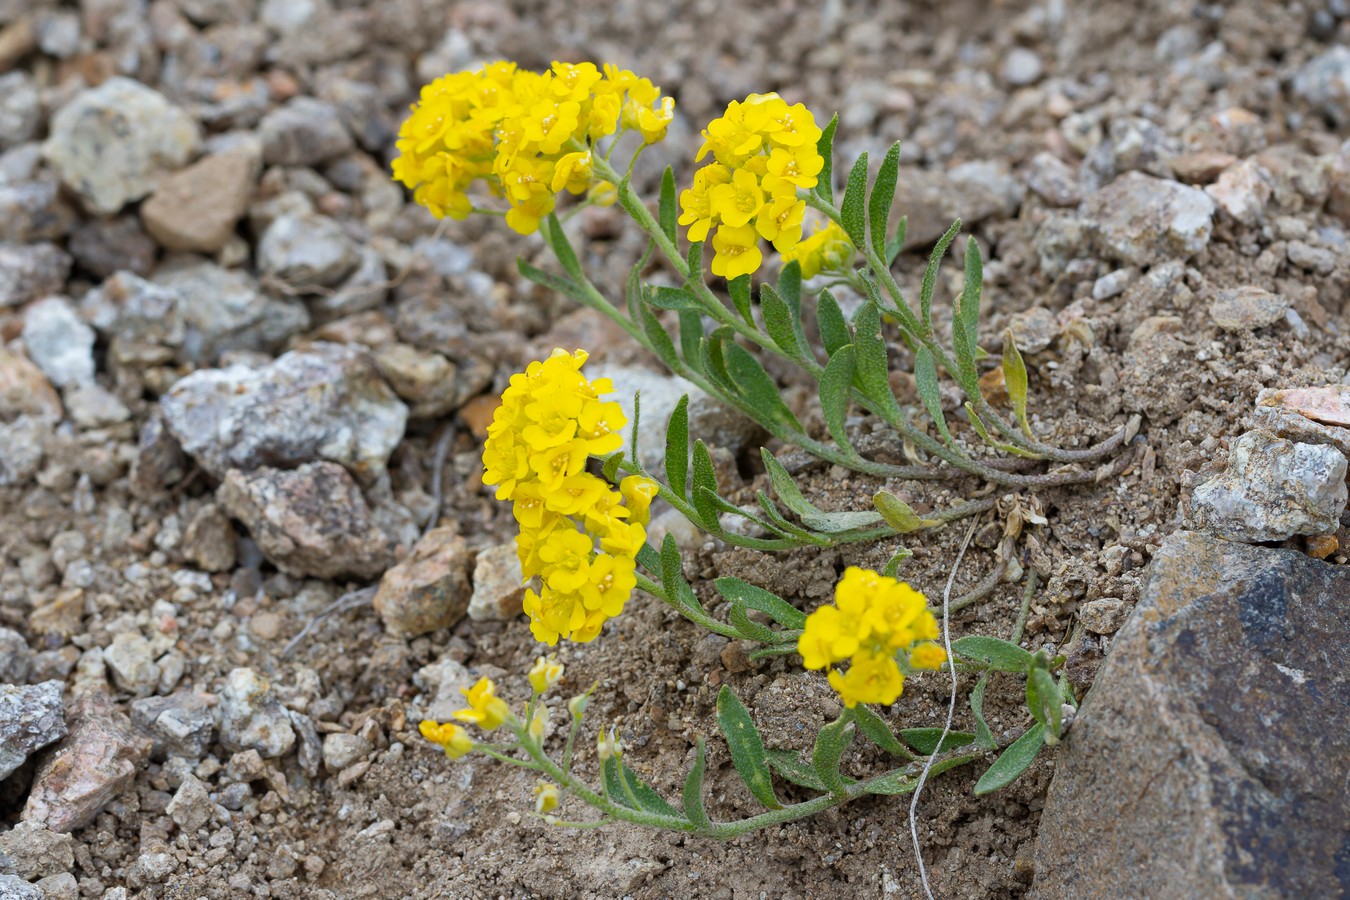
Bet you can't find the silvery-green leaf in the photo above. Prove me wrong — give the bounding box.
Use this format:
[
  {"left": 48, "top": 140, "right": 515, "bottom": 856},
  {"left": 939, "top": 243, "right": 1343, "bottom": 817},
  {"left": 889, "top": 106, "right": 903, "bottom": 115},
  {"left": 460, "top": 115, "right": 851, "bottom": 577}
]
[
  {"left": 811, "top": 717, "right": 855, "bottom": 795},
  {"left": 873, "top": 491, "right": 938, "bottom": 533},
  {"left": 819, "top": 344, "right": 857, "bottom": 455},
  {"left": 665, "top": 395, "right": 690, "bottom": 499},
  {"left": 1002, "top": 328, "right": 1033, "bottom": 438},
  {"left": 974, "top": 724, "right": 1045, "bottom": 796},
  {"left": 682, "top": 737, "right": 713, "bottom": 828},
  {"left": 868, "top": 143, "right": 901, "bottom": 260},
  {"left": 816, "top": 288, "right": 851, "bottom": 357},
  {"left": 840, "top": 152, "right": 870, "bottom": 249},
  {"left": 920, "top": 220, "right": 961, "bottom": 331},
  {"left": 659, "top": 166, "right": 678, "bottom": 245},
  {"left": 715, "top": 577, "right": 806, "bottom": 629},
  {"left": 815, "top": 114, "right": 839, "bottom": 205},
  {"left": 914, "top": 346, "right": 954, "bottom": 445},
  {"left": 716, "top": 686, "right": 781, "bottom": 809}
]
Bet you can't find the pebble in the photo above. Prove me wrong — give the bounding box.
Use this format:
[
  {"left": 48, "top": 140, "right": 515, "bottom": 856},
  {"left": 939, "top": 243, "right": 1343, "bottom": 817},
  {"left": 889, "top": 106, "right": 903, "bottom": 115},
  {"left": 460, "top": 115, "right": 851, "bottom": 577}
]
[
  {"left": 0, "top": 346, "right": 61, "bottom": 421},
  {"left": 181, "top": 503, "right": 238, "bottom": 573},
  {"left": 0, "top": 241, "right": 71, "bottom": 309},
  {"left": 21, "top": 298, "right": 95, "bottom": 390},
  {"left": 0, "top": 71, "right": 40, "bottom": 150},
  {"left": 321, "top": 732, "right": 371, "bottom": 773},
  {"left": 67, "top": 217, "right": 157, "bottom": 279},
  {"left": 160, "top": 342, "right": 407, "bottom": 485},
  {"left": 467, "top": 542, "right": 525, "bottom": 622},
  {"left": 311, "top": 245, "right": 388, "bottom": 323},
  {"left": 1169, "top": 150, "right": 1237, "bottom": 185},
  {"left": 1204, "top": 159, "right": 1272, "bottom": 225},
  {"left": 141, "top": 145, "right": 260, "bottom": 253},
  {"left": 0, "top": 875, "right": 42, "bottom": 899},
  {"left": 0, "top": 626, "right": 32, "bottom": 684},
  {"left": 1189, "top": 430, "right": 1347, "bottom": 542},
  {"left": 1207, "top": 286, "right": 1289, "bottom": 332},
  {"left": 215, "top": 667, "right": 296, "bottom": 759},
  {"left": 155, "top": 260, "right": 310, "bottom": 364},
  {"left": 258, "top": 97, "right": 354, "bottom": 167},
  {"left": 42, "top": 78, "right": 201, "bottom": 215},
  {"left": 1080, "top": 172, "right": 1215, "bottom": 266},
  {"left": 1286, "top": 240, "right": 1337, "bottom": 275},
  {"left": 1078, "top": 597, "right": 1128, "bottom": 635},
  {"left": 218, "top": 462, "right": 397, "bottom": 580},
  {"left": 0, "top": 821, "right": 74, "bottom": 880},
  {"left": 257, "top": 211, "right": 359, "bottom": 289},
  {"left": 129, "top": 692, "right": 216, "bottom": 760},
  {"left": 373, "top": 527, "right": 471, "bottom": 637},
  {"left": 35, "top": 872, "right": 77, "bottom": 900},
  {"left": 24, "top": 691, "right": 151, "bottom": 833},
  {"left": 1090, "top": 267, "right": 1136, "bottom": 301},
  {"left": 1000, "top": 47, "right": 1043, "bottom": 86},
  {"left": 64, "top": 385, "right": 131, "bottom": 430},
  {"left": 1293, "top": 45, "right": 1350, "bottom": 128},
  {"left": 418, "top": 656, "right": 476, "bottom": 723},
  {"left": 101, "top": 633, "right": 159, "bottom": 698},
  {"left": 1025, "top": 151, "right": 1081, "bottom": 207},
  {"left": 0, "top": 180, "right": 76, "bottom": 243},
  {"left": 0, "top": 681, "right": 66, "bottom": 781},
  {"left": 372, "top": 343, "right": 491, "bottom": 419},
  {"left": 165, "top": 774, "right": 213, "bottom": 833}
]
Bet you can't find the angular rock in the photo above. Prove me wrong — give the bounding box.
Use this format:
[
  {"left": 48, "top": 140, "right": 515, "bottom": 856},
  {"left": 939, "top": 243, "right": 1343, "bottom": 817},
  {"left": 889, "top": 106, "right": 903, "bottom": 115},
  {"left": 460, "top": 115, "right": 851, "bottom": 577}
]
[
  {"left": 0, "top": 417, "right": 49, "bottom": 487},
  {"left": 64, "top": 385, "right": 130, "bottom": 430},
  {"left": 0, "top": 242, "right": 70, "bottom": 309},
  {"left": 0, "top": 627, "right": 32, "bottom": 684},
  {"left": 215, "top": 668, "right": 295, "bottom": 758},
  {"left": 21, "top": 298, "right": 95, "bottom": 389},
  {"left": 1080, "top": 172, "right": 1215, "bottom": 266},
  {"left": 102, "top": 633, "right": 159, "bottom": 698},
  {"left": 0, "top": 347, "right": 61, "bottom": 421},
  {"left": 1293, "top": 45, "right": 1350, "bottom": 128},
  {"left": 1207, "top": 286, "right": 1288, "bottom": 332},
  {"left": 310, "top": 245, "right": 388, "bottom": 323},
  {"left": 894, "top": 163, "right": 1022, "bottom": 249},
  {"left": 0, "top": 821, "right": 74, "bottom": 880},
  {"left": 165, "top": 774, "right": 213, "bottom": 832},
  {"left": 0, "top": 180, "right": 75, "bottom": 242},
  {"left": 0, "top": 71, "right": 40, "bottom": 151},
  {"left": 0, "top": 682, "right": 65, "bottom": 782},
  {"left": 24, "top": 691, "right": 150, "bottom": 833},
  {"left": 67, "top": 217, "right": 157, "bottom": 280},
  {"left": 141, "top": 146, "right": 259, "bottom": 253},
  {"left": 181, "top": 503, "right": 237, "bottom": 573},
  {"left": 373, "top": 527, "right": 470, "bottom": 638},
  {"left": 42, "top": 78, "right": 201, "bottom": 215},
  {"left": 218, "top": 462, "right": 396, "bottom": 580},
  {"left": 320, "top": 732, "right": 370, "bottom": 774},
  {"left": 155, "top": 260, "right": 309, "bottom": 364},
  {"left": 372, "top": 343, "right": 491, "bottom": 419},
  {"left": 258, "top": 97, "right": 353, "bottom": 167},
  {"left": 468, "top": 542, "right": 525, "bottom": 622},
  {"left": 80, "top": 271, "right": 184, "bottom": 350},
  {"left": 129, "top": 692, "right": 215, "bottom": 760},
  {"left": 161, "top": 342, "right": 406, "bottom": 484},
  {"left": 131, "top": 414, "right": 187, "bottom": 496},
  {"left": 0, "top": 874, "right": 42, "bottom": 899},
  {"left": 257, "top": 211, "right": 359, "bottom": 289},
  {"left": 1189, "top": 429, "right": 1347, "bottom": 542},
  {"left": 1024, "top": 152, "right": 1080, "bottom": 207},
  {"left": 1034, "top": 532, "right": 1350, "bottom": 898},
  {"left": 1204, "top": 159, "right": 1271, "bottom": 225}
]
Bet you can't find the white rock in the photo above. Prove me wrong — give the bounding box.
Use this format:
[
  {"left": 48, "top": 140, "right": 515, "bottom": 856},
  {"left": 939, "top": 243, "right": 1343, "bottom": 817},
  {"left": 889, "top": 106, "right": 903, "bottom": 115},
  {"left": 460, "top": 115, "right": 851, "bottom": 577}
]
[{"left": 21, "top": 297, "right": 94, "bottom": 389}]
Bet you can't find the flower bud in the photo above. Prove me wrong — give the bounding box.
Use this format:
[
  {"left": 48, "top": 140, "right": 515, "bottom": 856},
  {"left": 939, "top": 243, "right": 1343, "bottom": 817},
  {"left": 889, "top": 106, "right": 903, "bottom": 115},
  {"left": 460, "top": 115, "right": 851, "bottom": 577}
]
[
  {"left": 528, "top": 654, "right": 565, "bottom": 694},
  {"left": 533, "top": 780, "right": 560, "bottom": 814},
  {"left": 567, "top": 693, "right": 589, "bottom": 719}
]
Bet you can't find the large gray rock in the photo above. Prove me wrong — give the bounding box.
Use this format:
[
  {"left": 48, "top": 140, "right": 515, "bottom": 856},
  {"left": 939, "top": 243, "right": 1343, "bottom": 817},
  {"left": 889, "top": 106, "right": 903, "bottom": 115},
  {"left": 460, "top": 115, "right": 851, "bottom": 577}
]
[
  {"left": 0, "top": 874, "right": 43, "bottom": 899},
  {"left": 154, "top": 261, "right": 309, "bottom": 364},
  {"left": 373, "top": 527, "right": 471, "bottom": 638},
  {"left": 0, "top": 682, "right": 66, "bottom": 781},
  {"left": 257, "top": 211, "right": 359, "bottom": 289},
  {"left": 1034, "top": 532, "right": 1350, "bottom": 898},
  {"left": 1188, "top": 429, "right": 1347, "bottom": 542},
  {"left": 42, "top": 78, "right": 201, "bottom": 215},
  {"left": 214, "top": 668, "right": 294, "bottom": 759},
  {"left": 258, "top": 97, "right": 353, "bottom": 166},
  {"left": 1080, "top": 172, "right": 1215, "bottom": 266},
  {"left": 129, "top": 692, "right": 215, "bottom": 760},
  {"left": 1293, "top": 45, "right": 1350, "bottom": 128},
  {"left": 21, "top": 298, "right": 94, "bottom": 389},
  {"left": 160, "top": 343, "right": 407, "bottom": 485},
  {"left": 0, "top": 821, "right": 74, "bottom": 880}
]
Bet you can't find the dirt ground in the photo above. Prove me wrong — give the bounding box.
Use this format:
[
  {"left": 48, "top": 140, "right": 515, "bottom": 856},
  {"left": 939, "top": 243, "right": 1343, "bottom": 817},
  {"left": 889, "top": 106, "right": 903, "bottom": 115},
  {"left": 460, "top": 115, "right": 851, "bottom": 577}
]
[{"left": 4, "top": 0, "right": 1350, "bottom": 897}]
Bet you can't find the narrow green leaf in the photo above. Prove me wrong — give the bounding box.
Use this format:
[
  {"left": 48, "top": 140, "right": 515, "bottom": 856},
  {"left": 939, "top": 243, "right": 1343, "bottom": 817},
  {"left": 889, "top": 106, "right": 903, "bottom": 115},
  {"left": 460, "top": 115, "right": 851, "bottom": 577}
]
[
  {"left": 606, "top": 756, "right": 683, "bottom": 818},
  {"left": 851, "top": 302, "right": 900, "bottom": 416},
  {"left": 812, "top": 717, "right": 854, "bottom": 795},
  {"left": 868, "top": 143, "right": 901, "bottom": 260},
  {"left": 853, "top": 704, "right": 914, "bottom": 759},
  {"left": 815, "top": 114, "right": 839, "bottom": 205},
  {"left": 839, "top": 152, "right": 870, "bottom": 249},
  {"left": 882, "top": 546, "right": 913, "bottom": 577},
  {"left": 648, "top": 285, "right": 702, "bottom": 311},
  {"left": 723, "top": 343, "right": 801, "bottom": 431},
  {"left": 755, "top": 491, "right": 830, "bottom": 545},
  {"left": 602, "top": 754, "right": 629, "bottom": 806},
  {"left": 665, "top": 395, "right": 690, "bottom": 499},
  {"left": 659, "top": 166, "right": 678, "bottom": 245},
  {"left": 601, "top": 452, "right": 624, "bottom": 482},
  {"left": 864, "top": 753, "right": 979, "bottom": 795},
  {"left": 683, "top": 737, "right": 713, "bottom": 829},
  {"left": 624, "top": 241, "right": 653, "bottom": 316},
  {"left": 816, "top": 288, "right": 851, "bottom": 358},
  {"left": 1027, "top": 667, "right": 1063, "bottom": 740},
  {"left": 690, "top": 440, "right": 720, "bottom": 529},
  {"left": 544, "top": 213, "right": 583, "bottom": 280},
  {"left": 951, "top": 316, "right": 979, "bottom": 393},
  {"left": 884, "top": 216, "right": 908, "bottom": 267},
  {"left": 636, "top": 298, "right": 680, "bottom": 370},
  {"left": 873, "top": 491, "right": 938, "bottom": 534},
  {"left": 777, "top": 259, "right": 802, "bottom": 310},
  {"left": 974, "top": 724, "right": 1046, "bottom": 796},
  {"left": 970, "top": 674, "right": 997, "bottom": 750},
  {"left": 518, "top": 258, "right": 589, "bottom": 306},
  {"left": 660, "top": 534, "right": 688, "bottom": 601},
  {"left": 716, "top": 686, "right": 781, "bottom": 809},
  {"left": 819, "top": 345, "right": 857, "bottom": 455},
  {"left": 635, "top": 541, "right": 661, "bottom": 576},
  {"left": 687, "top": 241, "right": 704, "bottom": 277},
  {"left": 760, "top": 284, "right": 812, "bottom": 367},
  {"left": 715, "top": 577, "right": 806, "bottom": 630},
  {"left": 952, "top": 636, "right": 1035, "bottom": 673},
  {"left": 760, "top": 449, "right": 821, "bottom": 519},
  {"left": 678, "top": 310, "right": 703, "bottom": 370},
  {"left": 1002, "top": 329, "right": 1033, "bottom": 437},
  {"left": 900, "top": 729, "right": 976, "bottom": 755},
  {"left": 730, "top": 600, "right": 779, "bottom": 644},
  {"left": 629, "top": 390, "right": 641, "bottom": 472},
  {"left": 960, "top": 235, "right": 983, "bottom": 343},
  {"left": 919, "top": 220, "right": 961, "bottom": 330},
  {"left": 696, "top": 486, "right": 774, "bottom": 532},
  {"left": 728, "top": 274, "right": 754, "bottom": 326},
  {"left": 914, "top": 347, "right": 954, "bottom": 445},
  {"left": 766, "top": 749, "right": 827, "bottom": 792}
]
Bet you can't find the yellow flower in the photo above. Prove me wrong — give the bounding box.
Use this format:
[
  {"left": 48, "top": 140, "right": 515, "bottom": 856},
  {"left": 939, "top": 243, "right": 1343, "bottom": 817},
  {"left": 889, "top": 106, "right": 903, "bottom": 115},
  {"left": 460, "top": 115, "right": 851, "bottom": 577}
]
[
  {"left": 551, "top": 150, "right": 593, "bottom": 194},
  {"left": 782, "top": 220, "right": 855, "bottom": 279},
  {"left": 528, "top": 705, "right": 550, "bottom": 740},
  {"left": 419, "top": 720, "right": 474, "bottom": 759},
  {"left": 755, "top": 194, "right": 806, "bottom": 251},
  {"left": 909, "top": 642, "right": 947, "bottom": 671},
  {"left": 827, "top": 649, "right": 905, "bottom": 708},
  {"left": 763, "top": 146, "right": 823, "bottom": 193},
  {"left": 533, "top": 780, "right": 561, "bottom": 814},
  {"left": 710, "top": 224, "right": 764, "bottom": 280},
  {"left": 588, "top": 180, "right": 618, "bottom": 207},
  {"left": 596, "top": 726, "right": 622, "bottom": 761},
  {"left": 678, "top": 164, "right": 731, "bottom": 243},
  {"left": 619, "top": 476, "right": 660, "bottom": 527},
  {"left": 453, "top": 677, "right": 512, "bottom": 731},
  {"left": 528, "top": 654, "right": 565, "bottom": 694},
  {"left": 709, "top": 168, "right": 766, "bottom": 229}
]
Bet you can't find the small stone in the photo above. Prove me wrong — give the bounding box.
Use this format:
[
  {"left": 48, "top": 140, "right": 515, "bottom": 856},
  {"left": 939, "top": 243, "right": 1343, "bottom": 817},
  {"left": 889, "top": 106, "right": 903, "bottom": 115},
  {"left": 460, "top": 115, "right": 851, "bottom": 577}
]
[
  {"left": 1000, "top": 47, "right": 1043, "bottom": 86},
  {"left": 218, "top": 463, "right": 396, "bottom": 580},
  {"left": 129, "top": 692, "right": 215, "bottom": 759},
  {"left": 0, "top": 346, "right": 61, "bottom": 421},
  {"left": 63, "top": 385, "right": 131, "bottom": 430},
  {"left": 35, "top": 872, "right": 77, "bottom": 900},
  {"left": 102, "top": 633, "right": 159, "bottom": 698},
  {"left": 0, "top": 242, "right": 70, "bottom": 309},
  {"left": 373, "top": 527, "right": 471, "bottom": 638},
  {"left": 1080, "top": 172, "right": 1215, "bottom": 266},
  {"left": 1091, "top": 267, "right": 1136, "bottom": 301},
  {"left": 372, "top": 343, "right": 491, "bottom": 419},
  {"left": 259, "top": 97, "right": 353, "bottom": 167},
  {"left": 1025, "top": 152, "right": 1081, "bottom": 207},
  {"left": 1307, "top": 534, "right": 1339, "bottom": 560},
  {"left": 81, "top": 271, "right": 183, "bottom": 349},
  {"left": 1078, "top": 598, "right": 1128, "bottom": 635},
  {"left": 131, "top": 414, "right": 187, "bottom": 496},
  {"left": 0, "top": 180, "right": 76, "bottom": 242},
  {"left": 0, "top": 72, "right": 40, "bottom": 150},
  {"left": 165, "top": 774, "right": 213, "bottom": 832},
  {"left": 1208, "top": 287, "right": 1289, "bottom": 332},
  {"left": 311, "top": 246, "right": 388, "bottom": 323},
  {"left": 67, "top": 217, "right": 157, "bottom": 280},
  {"left": 0, "top": 681, "right": 66, "bottom": 781},
  {"left": 418, "top": 656, "right": 475, "bottom": 722},
  {"left": 1286, "top": 240, "right": 1338, "bottom": 275},
  {"left": 321, "top": 732, "right": 371, "bottom": 773},
  {"left": 160, "top": 342, "right": 407, "bottom": 485},
  {"left": 1189, "top": 430, "right": 1348, "bottom": 542},
  {"left": 1204, "top": 159, "right": 1272, "bottom": 225},
  {"left": 21, "top": 298, "right": 94, "bottom": 390},
  {"left": 141, "top": 146, "right": 259, "bottom": 253},
  {"left": 1293, "top": 45, "right": 1350, "bottom": 128},
  {"left": 215, "top": 668, "right": 296, "bottom": 759},
  {"left": 1169, "top": 151, "right": 1238, "bottom": 184},
  {"left": 0, "top": 874, "right": 42, "bottom": 899},
  {"left": 24, "top": 691, "right": 150, "bottom": 833},
  {"left": 181, "top": 503, "right": 237, "bottom": 573},
  {"left": 0, "top": 821, "right": 74, "bottom": 880},
  {"left": 0, "top": 627, "right": 32, "bottom": 684},
  {"left": 42, "top": 78, "right": 201, "bottom": 215},
  {"left": 467, "top": 543, "right": 525, "bottom": 622},
  {"left": 257, "top": 211, "right": 359, "bottom": 289}
]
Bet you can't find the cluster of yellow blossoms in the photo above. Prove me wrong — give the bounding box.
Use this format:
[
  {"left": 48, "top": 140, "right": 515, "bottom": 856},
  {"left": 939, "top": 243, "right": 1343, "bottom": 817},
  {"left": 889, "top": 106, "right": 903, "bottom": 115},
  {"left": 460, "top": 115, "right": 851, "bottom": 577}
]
[
  {"left": 678, "top": 93, "right": 825, "bottom": 280},
  {"left": 782, "top": 220, "right": 855, "bottom": 279},
  {"left": 392, "top": 61, "right": 674, "bottom": 234},
  {"left": 482, "top": 349, "right": 657, "bottom": 644},
  {"left": 798, "top": 568, "right": 947, "bottom": 708}
]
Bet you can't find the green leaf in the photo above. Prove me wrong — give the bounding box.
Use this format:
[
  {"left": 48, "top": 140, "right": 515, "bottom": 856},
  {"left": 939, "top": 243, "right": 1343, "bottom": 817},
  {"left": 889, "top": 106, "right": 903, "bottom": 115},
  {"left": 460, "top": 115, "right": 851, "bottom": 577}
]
[
  {"left": 868, "top": 143, "right": 901, "bottom": 261},
  {"left": 974, "top": 724, "right": 1046, "bottom": 796},
  {"left": 716, "top": 686, "right": 781, "bottom": 809},
  {"left": 951, "top": 315, "right": 979, "bottom": 393},
  {"left": 683, "top": 737, "right": 713, "bottom": 829},
  {"left": 624, "top": 241, "right": 652, "bottom": 316},
  {"left": 665, "top": 395, "right": 690, "bottom": 499},
  {"left": 700, "top": 329, "right": 734, "bottom": 392},
  {"left": 882, "top": 546, "right": 913, "bottom": 577},
  {"left": 760, "top": 284, "right": 813, "bottom": 368},
  {"left": 755, "top": 491, "right": 830, "bottom": 546},
  {"left": 687, "top": 240, "right": 704, "bottom": 277},
  {"left": 1002, "top": 329, "right": 1033, "bottom": 437},
  {"left": 970, "top": 674, "right": 997, "bottom": 750},
  {"left": 839, "top": 152, "right": 870, "bottom": 249},
  {"left": 914, "top": 347, "right": 954, "bottom": 445},
  {"left": 900, "top": 729, "right": 976, "bottom": 755},
  {"left": 689, "top": 440, "right": 721, "bottom": 530},
  {"left": 635, "top": 296, "right": 680, "bottom": 370},
  {"left": 960, "top": 235, "right": 983, "bottom": 345},
  {"left": 518, "top": 258, "right": 589, "bottom": 306},
  {"left": 659, "top": 166, "right": 678, "bottom": 245},
  {"left": 884, "top": 216, "right": 908, "bottom": 267},
  {"left": 814, "top": 114, "right": 839, "bottom": 205},
  {"left": 723, "top": 343, "right": 801, "bottom": 431},
  {"left": 819, "top": 345, "right": 857, "bottom": 455},
  {"left": 799, "top": 510, "right": 885, "bottom": 534},
  {"left": 629, "top": 390, "right": 641, "bottom": 472},
  {"left": 715, "top": 577, "right": 806, "bottom": 629},
  {"left": 777, "top": 259, "right": 802, "bottom": 310},
  {"left": 728, "top": 274, "right": 754, "bottom": 326},
  {"left": 729, "top": 600, "right": 779, "bottom": 644},
  {"left": 952, "top": 636, "right": 1035, "bottom": 673},
  {"left": 677, "top": 310, "right": 703, "bottom": 370},
  {"left": 873, "top": 490, "right": 938, "bottom": 534},
  {"left": 660, "top": 534, "right": 688, "bottom": 601},
  {"left": 919, "top": 220, "right": 961, "bottom": 331},
  {"left": 544, "top": 213, "right": 584, "bottom": 281},
  {"left": 863, "top": 753, "right": 979, "bottom": 795},
  {"left": 601, "top": 452, "right": 624, "bottom": 482},
  {"left": 1027, "top": 667, "right": 1063, "bottom": 740},
  {"left": 851, "top": 302, "right": 900, "bottom": 417},
  {"left": 760, "top": 449, "right": 821, "bottom": 519},
  {"left": 604, "top": 756, "right": 683, "bottom": 818},
  {"left": 765, "top": 749, "right": 827, "bottom": 792},
  {"left": 853, "top": 704, "right": 914, "bottom": 759},
  {"left": 816, "top": 288, "right": 851, "bottom": 358},
  {"left": 812, "top": 717, "right": 854, "bottom": 795},
  {"left": 648, "top": 285, "right": 702, "bottom": 311}
]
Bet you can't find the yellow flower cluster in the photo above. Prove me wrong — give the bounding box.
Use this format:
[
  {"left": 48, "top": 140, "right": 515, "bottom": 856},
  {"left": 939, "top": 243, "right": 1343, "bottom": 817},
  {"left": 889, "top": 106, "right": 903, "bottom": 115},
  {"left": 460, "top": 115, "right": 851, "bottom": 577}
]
[
  {"left": 679, "top": 93, "right": 824, "bottom": 280},
  {"left": 782, "top": 220, "right": 855, "bottom": 279},
  {"left": 798, "top": 567, "right": 946, "bottom": 708},
  {"left": 392, "top": 61, "right": 674, "bottom": 235},
  {"left": 482, "top": 349, "right": 658, "bottom": 644}
]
